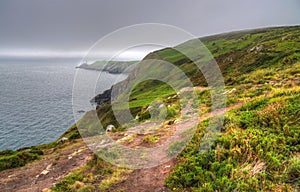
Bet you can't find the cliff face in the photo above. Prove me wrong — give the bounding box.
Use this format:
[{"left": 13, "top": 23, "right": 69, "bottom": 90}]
[
  {"left": 91, "top": 67, "right": 138, "bottom": 106},
  {"left": 92, "top": 89, "right": 111, "bottom": 107},
  {"left": 92, "top": 52, "right": 161, "bottom": 105}
]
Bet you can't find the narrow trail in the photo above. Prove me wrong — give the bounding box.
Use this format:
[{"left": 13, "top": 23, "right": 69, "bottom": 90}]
[
  {"left": 0, "top": 100, "right": 246, "bottom": 192},
  {"left": 0, "top": 140, "right": 93, "bottom": 192},
  {"left": 108, "top": 101, "right": 246, "bottom": 192}
]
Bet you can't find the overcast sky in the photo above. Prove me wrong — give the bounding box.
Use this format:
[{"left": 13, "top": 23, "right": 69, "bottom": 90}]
[{"left": 0, "top": 0, "right": 299, "bottom": 60}]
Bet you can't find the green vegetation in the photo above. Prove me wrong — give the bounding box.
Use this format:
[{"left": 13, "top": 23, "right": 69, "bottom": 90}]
[
  {"left": 165, "top": 87, "right": 300, "bottom": 191},
  {"left": 143, "top": 135, "right": 159, "bottom": 143},
  {"left": 0, "top": 146, "right": 43, "bottom": 171},
  {"left": 92, "top": 26, "right": 300, "bottom": 130},
  {"left": 52, "top": 154, "right": 131, "bottom": 192},
  {"left": 51, "top": 26, "right": 300, "bottom": 191},
  {"left": 59, "top": 124, "right": 81, "bottom": 140},
  {"left": 168, "top": 141, "right": 186, "bottom": 157}
]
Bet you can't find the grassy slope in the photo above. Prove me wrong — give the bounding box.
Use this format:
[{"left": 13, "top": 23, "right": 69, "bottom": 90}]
[
  {"left": 161, "top": 26, "right": 300, "bottom": 191},
  {"left": 1, "top": 26, "right": 299, "bottom": 191},
  {"left": 52, "top": 26, "right": 300, "bottom": 191},
  {"left": 81, "top": 26, "right": 300, "bottom": 134},
  {"left": 166, "top": 70, "right": 300, "bottom": 191}
]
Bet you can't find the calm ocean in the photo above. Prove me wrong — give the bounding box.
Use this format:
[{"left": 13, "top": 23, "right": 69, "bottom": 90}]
[{"left": 0, "top": 59, "right": 127, "bottom": 150}]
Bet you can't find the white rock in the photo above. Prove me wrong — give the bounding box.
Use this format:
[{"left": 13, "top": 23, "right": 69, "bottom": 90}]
[
  {"left": 60, "top": 137, "right": 68, "bottom": 142},
  {"left": 222, "top": 88, "right": 237, "bottom": 95},
  {"left": 146, "top": 105, "right": 153, "bottom": 111},
  {"left": 46, "top": 164, "right": 52, "bottom": 170},
  {"left": 174, "top": 119, "right": 180, "bottom": 124},
  {"left": 41, "top": 170, "right": 50, "bottom": 175},
  {"left": 228, "top": 88, "right": 237, "bottom": 94},
  {"left": 106, "top": 124, "right": 115, "bottom": 132},
  {"left": 249, "top": 45, "right": 263, "bottom": 52},
  {"left": 42, "top": 188, "right": 51, "bottom": 192}
]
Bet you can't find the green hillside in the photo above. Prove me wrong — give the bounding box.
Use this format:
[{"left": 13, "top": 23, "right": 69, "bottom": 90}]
[
  {"left": 90, "top": 25, "right": 300, "bottom": 132},
  {"left": 1, "top": 26, "right": 299, "bottom": 191},
  {"left": 56, "top": 25, "right": 299, "bottom": 191},
  {"left": 91, "top": 26, "right": 300, "bottom": 191}
]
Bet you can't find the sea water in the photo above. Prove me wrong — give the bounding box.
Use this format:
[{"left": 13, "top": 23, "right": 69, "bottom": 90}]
[{"left": 0, "top": 59, "right": 127, "bottom": 150}]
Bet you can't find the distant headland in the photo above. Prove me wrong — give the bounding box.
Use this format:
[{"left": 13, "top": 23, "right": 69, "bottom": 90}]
[{"left": 76, "top": 60, "right": 139, "bottom": 74}]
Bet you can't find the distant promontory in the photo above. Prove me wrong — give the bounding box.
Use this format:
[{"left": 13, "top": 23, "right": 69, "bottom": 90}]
[{"left": 76, "top": 60, "right": 139, "bottom": 74}]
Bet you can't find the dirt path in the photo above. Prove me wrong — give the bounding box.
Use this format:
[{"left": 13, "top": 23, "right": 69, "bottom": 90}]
[
  {"left": 0, "top": 100, "right": 246, "bottom": 192},
  {"left": 0, "top": 140, "right": 93, "bottom": 192},
  {"left": 107, "top": 101, "right": 246, "bottom": 191},
  {"left": 111, "top": 159, "right": 176, "bottom": 192}
]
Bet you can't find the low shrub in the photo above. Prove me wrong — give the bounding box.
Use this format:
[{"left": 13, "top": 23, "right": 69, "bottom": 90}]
[
  {"left": 166, "top": 89, "right": 300, "bottom": 191},
  {"left": 0, "top": 147, "right": 42, "bottom": 171}
]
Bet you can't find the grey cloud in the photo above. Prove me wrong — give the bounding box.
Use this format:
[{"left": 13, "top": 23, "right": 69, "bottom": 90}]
[{"left": 0, "top": 0, "right": 299, "bottom": 59}]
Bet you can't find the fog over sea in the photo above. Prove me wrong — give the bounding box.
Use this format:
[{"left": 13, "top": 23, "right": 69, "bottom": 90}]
[{"left": 0, "top": 59, "right": 127, "bottom": 150}]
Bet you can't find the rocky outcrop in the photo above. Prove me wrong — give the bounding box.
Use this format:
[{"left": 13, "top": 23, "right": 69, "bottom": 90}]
[{"left": 92, "top": 89, "right": 112, "bottom": 107}]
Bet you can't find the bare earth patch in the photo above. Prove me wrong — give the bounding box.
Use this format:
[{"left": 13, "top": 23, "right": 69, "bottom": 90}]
[{"left": 0, "top": 140, "right": 93, "bottom": 192}]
